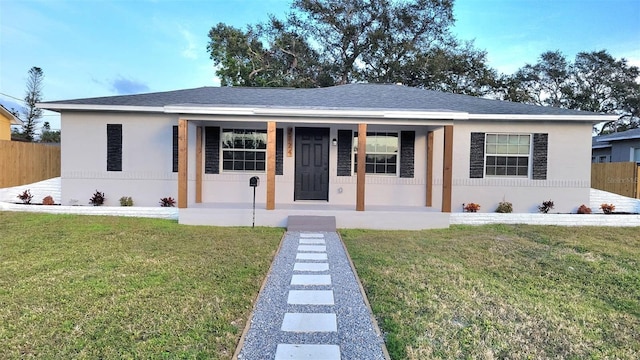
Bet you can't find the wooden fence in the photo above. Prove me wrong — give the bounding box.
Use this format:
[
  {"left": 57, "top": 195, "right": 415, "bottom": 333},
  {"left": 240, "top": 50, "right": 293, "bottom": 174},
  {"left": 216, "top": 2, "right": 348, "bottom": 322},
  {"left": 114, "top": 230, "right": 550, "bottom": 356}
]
[
  {"left": 0, "top": 140, "right": 61, "bottom": 188},
  {"left": 591, "top": 162, "right": 640, "bottom": 198}
]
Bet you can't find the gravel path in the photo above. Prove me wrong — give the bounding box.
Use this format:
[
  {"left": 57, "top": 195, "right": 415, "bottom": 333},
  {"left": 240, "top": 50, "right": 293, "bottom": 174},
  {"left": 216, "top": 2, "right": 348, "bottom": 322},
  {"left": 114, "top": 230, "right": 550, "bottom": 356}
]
[{"left": 236, "top": 231, "right": 388, "bottom": 360}]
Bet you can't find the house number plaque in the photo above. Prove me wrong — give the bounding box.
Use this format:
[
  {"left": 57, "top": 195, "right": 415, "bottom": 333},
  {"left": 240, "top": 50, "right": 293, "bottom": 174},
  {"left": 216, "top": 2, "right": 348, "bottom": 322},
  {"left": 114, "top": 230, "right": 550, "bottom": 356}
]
[{"left": 287, "top": 127, "right": 293, "bottom": 157}]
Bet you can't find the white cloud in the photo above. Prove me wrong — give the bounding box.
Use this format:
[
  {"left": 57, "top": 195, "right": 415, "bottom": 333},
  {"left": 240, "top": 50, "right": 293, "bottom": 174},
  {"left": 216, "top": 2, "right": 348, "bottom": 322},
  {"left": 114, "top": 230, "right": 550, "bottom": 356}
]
[{"left": 180, "top": 27, "right": 198, "bottom": 60}]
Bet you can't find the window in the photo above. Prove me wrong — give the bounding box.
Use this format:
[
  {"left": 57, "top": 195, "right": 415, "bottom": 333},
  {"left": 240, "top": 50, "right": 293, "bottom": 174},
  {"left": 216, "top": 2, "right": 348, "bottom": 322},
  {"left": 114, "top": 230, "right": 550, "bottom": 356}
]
[
  {"left": 633, "top": 148, "right": 640, "bottom": 163},
  {"left": 353, "top": 132, "right": 398, "bottom": 175},
  {"left": 485, "top": 134, "right": 530, "bottom": 177},
  {"left": 222, "top": 129, "right": 267, "bottom": 171},
  {"left": 599, "top": 155, "right": 610, "bottom": 163}
]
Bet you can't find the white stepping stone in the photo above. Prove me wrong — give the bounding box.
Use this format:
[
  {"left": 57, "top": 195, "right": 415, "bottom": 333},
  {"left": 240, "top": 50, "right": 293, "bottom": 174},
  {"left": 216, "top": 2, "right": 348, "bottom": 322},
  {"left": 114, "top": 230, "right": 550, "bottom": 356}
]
[
  {"left": 275, "top": 344, "right": 341, "bottom": 360},
  {"left": 298, "top": 245, "right": 326, "bottom": 252},
  {"left": 291, "top": 274, "right": 331, "bottom": 286},
  {"left": 296, "top": 253, "right": 327, "bottom": 261},
  {"left": 299, "top": 233, "right": 324, "bottom": 238},
  {"left": 281, "top": 313, "right": 337, "bottom": 332},
  {"left": 288, "top": 290, "right": 335, "bottom": 305},
  {"left": 294, "top": 262, "right": 329, "bottom": 272},
  {"left": 299, "top": 238, "right": 325, "bottom": 245}
]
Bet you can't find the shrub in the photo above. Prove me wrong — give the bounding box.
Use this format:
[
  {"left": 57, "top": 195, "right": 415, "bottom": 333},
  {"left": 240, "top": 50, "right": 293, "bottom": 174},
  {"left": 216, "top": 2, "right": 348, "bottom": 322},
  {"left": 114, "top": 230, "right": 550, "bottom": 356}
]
[
  {"left": 17, "top": 189, "right": 33, "bottom": 204},
  {"left": 463, "top": 203, "right": 480, "bottom": 212},
  {"left": 577, "top": 204, "right": 592, "bottom": 214},
  {"left": 89, "top": 190, "right": 105, "bottom": 206},
  {"left": 42, "top": 196, "right": 55, "bottom": 205},
  {"left": 119, "top": 196, "right": 134, "bottom": 207},
  {"left": 159, "top": 197, "right": 176, "bottom": 207},
  {"left": 600, "top": 203, "right": 615, "bottom": 214},
  {"left": 495, "top": 201, "right": 513, "bottom": 213},
  {"left": 538, "top": 200, "right": 554, "bottom": 214}
]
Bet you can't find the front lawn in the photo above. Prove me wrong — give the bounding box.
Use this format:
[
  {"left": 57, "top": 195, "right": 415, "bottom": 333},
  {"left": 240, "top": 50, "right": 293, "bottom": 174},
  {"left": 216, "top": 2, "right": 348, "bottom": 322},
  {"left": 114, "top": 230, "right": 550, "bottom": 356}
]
[
  {"left": 342, "top": 224, "right": 639, "bottom": 359},
  {"left": 0, "top": 212, "right": 283, "bottom": 359}
]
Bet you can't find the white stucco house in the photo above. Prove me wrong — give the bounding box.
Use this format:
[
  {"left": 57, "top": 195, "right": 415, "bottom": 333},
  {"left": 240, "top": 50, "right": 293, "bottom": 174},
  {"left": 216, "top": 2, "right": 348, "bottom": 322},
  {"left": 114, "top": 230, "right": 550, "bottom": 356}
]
[{"left": 38, "top": 84, "right": 616, "bottom": 229}]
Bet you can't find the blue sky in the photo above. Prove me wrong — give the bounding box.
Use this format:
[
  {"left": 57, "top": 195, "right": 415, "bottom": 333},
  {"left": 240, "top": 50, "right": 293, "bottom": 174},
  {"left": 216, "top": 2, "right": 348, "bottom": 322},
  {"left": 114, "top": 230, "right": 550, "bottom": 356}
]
[{"left": 1, "top": 0, "right": 638, "bottom": 130}]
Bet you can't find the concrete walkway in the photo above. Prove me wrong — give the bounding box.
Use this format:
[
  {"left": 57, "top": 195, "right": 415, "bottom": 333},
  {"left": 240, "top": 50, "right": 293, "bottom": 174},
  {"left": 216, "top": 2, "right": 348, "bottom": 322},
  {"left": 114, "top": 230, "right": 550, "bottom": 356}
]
[{"left": 235, "top": 217, "right": 388, "bottom": 360}]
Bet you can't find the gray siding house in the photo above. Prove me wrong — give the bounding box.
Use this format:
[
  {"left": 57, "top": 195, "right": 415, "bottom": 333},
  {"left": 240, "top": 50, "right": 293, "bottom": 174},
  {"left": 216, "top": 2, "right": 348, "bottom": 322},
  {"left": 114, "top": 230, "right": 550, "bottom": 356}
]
[
  {"left": 39, "top": 84, "right": 616, "bottom": 228},
  {"left": 592, "top": 128, "right": 640, "bottom": 163}
]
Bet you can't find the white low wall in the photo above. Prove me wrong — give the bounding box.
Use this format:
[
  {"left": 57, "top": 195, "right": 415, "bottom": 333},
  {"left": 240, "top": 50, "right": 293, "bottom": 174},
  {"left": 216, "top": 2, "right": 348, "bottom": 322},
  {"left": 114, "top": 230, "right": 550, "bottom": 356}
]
[
  {"left": 0, "top": 202, "right": 178, "bottom": 220},
  {"left": 4, "top": 202, "right": 640, "bottom": 228},
  {"left": 450, "top": 213, "right": 640, "bottom": 227},
  {"left": 3, "top": 178, "right": 640, "bottom": 228}
]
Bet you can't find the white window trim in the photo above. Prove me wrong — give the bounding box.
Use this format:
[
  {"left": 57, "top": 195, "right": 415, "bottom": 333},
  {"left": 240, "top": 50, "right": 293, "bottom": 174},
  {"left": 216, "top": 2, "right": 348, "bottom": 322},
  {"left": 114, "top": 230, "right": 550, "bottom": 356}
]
[
  {"left": 484, "top": 133, "right": 532, "bottom": 178},
  {"left": 631, "top": 148, "right": 640, "bottom": 163},
  {"left": 221, "top": 128, "right": 268, "bottom": 173},
  {"left": 352, "top": 131, "right": 400, "bottom": 176}
]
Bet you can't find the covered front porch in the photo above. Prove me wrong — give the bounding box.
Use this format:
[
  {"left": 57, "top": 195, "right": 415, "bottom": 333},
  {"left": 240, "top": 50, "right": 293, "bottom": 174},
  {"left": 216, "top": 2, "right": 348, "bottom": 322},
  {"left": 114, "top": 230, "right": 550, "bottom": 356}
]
[{"left": 174, "top": 109, "right": 458, "bottom": 228}]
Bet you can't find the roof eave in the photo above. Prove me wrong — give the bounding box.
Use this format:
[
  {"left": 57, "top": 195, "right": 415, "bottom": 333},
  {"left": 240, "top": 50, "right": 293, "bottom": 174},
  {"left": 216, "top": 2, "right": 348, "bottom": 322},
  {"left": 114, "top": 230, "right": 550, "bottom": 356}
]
[
  {"left": 36, "top": 103, "right": 165, "bottom": 113},
  {"left": 0, "top": 106, "right": 23, "bottom": 125},
  {"left": 164, "top": 105, "right": 470, "bottom": 121},
  {"left": 597, "top": 134, "right": 640, "bottom": 142},
  {"left": 468, "top": 114, "right": 618, "bottom": 122}
]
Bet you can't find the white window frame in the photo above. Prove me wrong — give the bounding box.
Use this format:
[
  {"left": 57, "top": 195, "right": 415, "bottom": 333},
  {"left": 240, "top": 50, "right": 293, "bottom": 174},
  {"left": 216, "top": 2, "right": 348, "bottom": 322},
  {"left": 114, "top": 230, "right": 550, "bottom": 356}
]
[
  {"left": 353, "top": 131, "right": 399, "bottom": 176},
  {"left": 221, "top": 128, "right": 267, "bottom": 172},
  {"left": 484, "top": 133, "right": 532, "bottom": 178},
  {"left": 632, "top": 148, "right": 640, "bottom": 163}
]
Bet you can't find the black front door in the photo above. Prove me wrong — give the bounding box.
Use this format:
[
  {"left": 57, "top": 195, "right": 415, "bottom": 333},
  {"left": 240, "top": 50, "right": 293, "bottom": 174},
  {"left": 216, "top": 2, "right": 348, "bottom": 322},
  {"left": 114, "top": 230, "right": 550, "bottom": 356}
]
[{"left": 295, "top": 127, "right": 330, "bottom": 200}]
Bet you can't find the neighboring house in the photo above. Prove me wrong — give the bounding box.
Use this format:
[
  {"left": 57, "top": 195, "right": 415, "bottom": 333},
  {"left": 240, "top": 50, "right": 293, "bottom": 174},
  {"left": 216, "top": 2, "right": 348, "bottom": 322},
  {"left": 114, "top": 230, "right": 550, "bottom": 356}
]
[
  {"left": 592, "top": 128, "right": 640, "bottom": 163},
  {"left": 0, "top": 104, "right": 23, "bottom": 141},
  {"left": 38, "top": 84, "right": 616, "bottom": 227}
]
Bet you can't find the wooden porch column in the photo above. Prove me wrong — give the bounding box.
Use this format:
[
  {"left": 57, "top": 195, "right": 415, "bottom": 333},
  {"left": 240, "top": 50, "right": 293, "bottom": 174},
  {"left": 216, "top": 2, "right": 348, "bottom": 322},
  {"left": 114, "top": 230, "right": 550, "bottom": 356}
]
[
  {"left": 178, "top": 119, "right": 188, "bottom": 209},
  {"left": 266, "top": 121, "right": 276, "bottom": 210},
  {"left": 195, "top": 126, "right": 203, "bottom": 203},
  {"left": 441, "top": 125, "right": 453, "bottom": 212},
  {"left": 426, "top": 130, "right": 434, "bottom": 207},
  {"left": 356, "top": 123, "right": 367, "bottom": 211}
]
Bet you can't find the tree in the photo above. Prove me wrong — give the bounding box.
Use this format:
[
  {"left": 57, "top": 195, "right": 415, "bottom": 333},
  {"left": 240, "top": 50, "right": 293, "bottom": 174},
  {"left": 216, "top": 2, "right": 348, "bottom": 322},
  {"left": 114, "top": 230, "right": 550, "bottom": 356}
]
[
  {"left": 207, "top": 0, "right": 494, "bottom": 90},
  {"left": 207, "top": 20, "right": 329, "bottom": 87},
  {"left": 22, "top": 67, "right": 44, "bottom": 141},
  {"left": 503, "top": 51, "right": 572, "bottom": 107},
  {"left": 503, "top": 50, "right": 639, "bottom": 134},
  {"left": 567, "top": 51, "right": 639, "bottom": 134},
  {"left": 397, "top": 40, "right": 499, "bottom": 96},
  {"left": 569, "top": 51, "right": 640, "bottom": 130},
  {"left": 40, "top": 121, "right": 61, "bottom": 143}
]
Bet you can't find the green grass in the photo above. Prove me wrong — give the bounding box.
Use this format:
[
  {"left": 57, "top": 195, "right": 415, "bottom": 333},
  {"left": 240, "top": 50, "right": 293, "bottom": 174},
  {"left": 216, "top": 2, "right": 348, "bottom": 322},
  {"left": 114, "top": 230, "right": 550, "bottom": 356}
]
[
  {"left": 342, "top": 225, "right": 640, "bottom": 359},
  {"left": 0, "top": 212, "right": 283, "bottom": 359}
]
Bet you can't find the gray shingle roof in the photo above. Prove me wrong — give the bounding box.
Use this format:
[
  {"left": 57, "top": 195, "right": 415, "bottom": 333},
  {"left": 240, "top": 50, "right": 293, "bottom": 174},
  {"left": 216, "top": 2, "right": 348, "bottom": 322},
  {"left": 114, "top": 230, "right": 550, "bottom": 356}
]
[
  {"left": 594, "top": 127, "right": 640, "bottom": 143},
  {"left": 41, "top": 83, "right": 602, "bottom": 116}
]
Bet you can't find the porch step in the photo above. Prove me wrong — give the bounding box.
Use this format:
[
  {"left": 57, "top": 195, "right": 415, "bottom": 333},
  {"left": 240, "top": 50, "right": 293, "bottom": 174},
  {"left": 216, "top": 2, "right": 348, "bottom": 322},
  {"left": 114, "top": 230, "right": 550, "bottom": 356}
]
[{"left": 287, "top": 215, "right": 336, "bottom": 231}]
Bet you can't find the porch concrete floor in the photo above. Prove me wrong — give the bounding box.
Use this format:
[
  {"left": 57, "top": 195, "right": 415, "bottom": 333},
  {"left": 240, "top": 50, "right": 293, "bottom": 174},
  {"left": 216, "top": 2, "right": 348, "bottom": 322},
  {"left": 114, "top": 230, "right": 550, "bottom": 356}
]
[{"left": 180, "top": 202, "right": 449, "bottom": 230}]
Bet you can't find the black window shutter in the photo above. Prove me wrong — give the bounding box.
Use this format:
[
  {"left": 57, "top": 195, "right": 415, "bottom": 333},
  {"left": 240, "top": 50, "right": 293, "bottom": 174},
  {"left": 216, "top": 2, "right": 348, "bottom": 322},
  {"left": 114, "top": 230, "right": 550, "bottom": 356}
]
[
  {"left": 172, "top": 126, "right": 178, "bottom": 173},
  {"left": 107, "top": 124, "right": 122, "bottom": 171},
  {"left": 532, "top": 133, "right": 548, "bottom": 180},
  {"left": 469, "top": 132, "right": 485, "bottom": 178},
  {"left": 205, "top": 127, "right": 220, "bottom": 174},
  {"left": 276, "top": 128, "right": 284, "bottom": 175},
  {"left": 337, "top": 130, "right": 352, "bottom": 176},
  {"left": 399, "top": 131, "right": 415, "bottom": 178}
]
